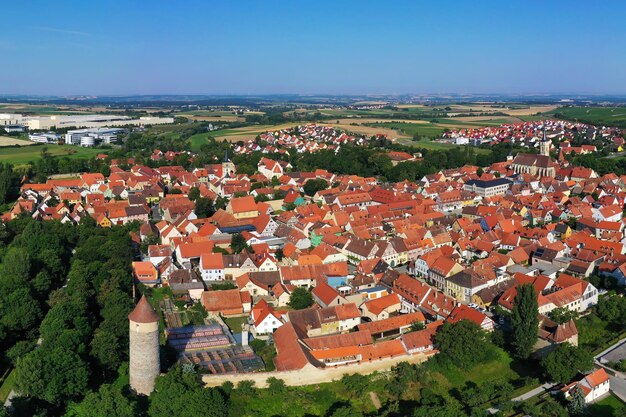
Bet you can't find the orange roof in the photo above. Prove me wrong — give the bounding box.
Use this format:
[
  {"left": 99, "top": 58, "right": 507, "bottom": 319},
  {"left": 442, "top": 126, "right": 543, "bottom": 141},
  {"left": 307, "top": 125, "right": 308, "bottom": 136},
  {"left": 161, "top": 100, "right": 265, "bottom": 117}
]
[
  {"left": 362, "top": 293, "right": 401, "bottom": 316},
  {"left": 178, "top": 241, "right": 214, "bottom": 259},
  {"left": 201, "top": 289, "right": 243, "bottom": 314},
  {"left": 201, "top": 252, "right": 224, "bottom": 270},
  {"left": 298, "top": 254, "right": 323, "bottom": 266},
  {"left": 584, "top": 368, "right": 609, "bottom": 388},
  {"left": 230, "top": 196, "right": 257, "bottom": 213},
  {"left": 312, "top": 281, "right": 340, "bottom": 306},
  {"left": 358, "top": 311, "right": 425, "bottom": 334},
  {"left": 273, "top": 322, "right": 313, "bottom": 371},
  {"left": 132, "top": 261, "right": 158, "bottom": 283}
]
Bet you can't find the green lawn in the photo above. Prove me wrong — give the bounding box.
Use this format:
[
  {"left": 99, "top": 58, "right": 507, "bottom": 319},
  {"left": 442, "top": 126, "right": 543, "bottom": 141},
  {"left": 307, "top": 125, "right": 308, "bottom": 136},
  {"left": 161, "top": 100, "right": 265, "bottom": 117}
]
[
  {"left": 0, "top": 368, "right": 16, "bottom": 403},
  {"left": 223, "top": 315, "right": 248, "bottom": 333},
  {"left": 586, "top": 394, "right": 626, "bottom": 417},
  {"left": 0, "top": 144, "right": 104, "bottom": 165}
]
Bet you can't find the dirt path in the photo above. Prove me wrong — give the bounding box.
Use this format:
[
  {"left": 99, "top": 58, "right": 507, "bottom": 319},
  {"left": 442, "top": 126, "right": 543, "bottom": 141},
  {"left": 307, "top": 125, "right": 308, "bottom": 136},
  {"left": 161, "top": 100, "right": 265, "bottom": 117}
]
[{"left": 369, "top": 391, "right": 381, "bottom": 409}]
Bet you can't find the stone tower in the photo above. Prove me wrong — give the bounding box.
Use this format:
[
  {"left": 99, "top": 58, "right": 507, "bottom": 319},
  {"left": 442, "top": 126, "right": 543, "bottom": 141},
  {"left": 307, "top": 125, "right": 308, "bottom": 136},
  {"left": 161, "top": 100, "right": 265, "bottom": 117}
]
[
  {"left": 129, "top": 295, "right": 160, "bottom": 395},
  {"left": 540, "top": 128, "right": 551, "bottom": 157}
]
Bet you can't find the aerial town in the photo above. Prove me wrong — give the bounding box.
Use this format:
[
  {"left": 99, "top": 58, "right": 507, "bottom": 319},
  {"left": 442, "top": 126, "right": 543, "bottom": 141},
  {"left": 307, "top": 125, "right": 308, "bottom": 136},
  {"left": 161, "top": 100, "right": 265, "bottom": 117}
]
[
  {"left": 1, "top": 2, "right": 626, "bottom": 417},
  {"left": 2, "top": 111, "right": 626, "bottom": 415}
]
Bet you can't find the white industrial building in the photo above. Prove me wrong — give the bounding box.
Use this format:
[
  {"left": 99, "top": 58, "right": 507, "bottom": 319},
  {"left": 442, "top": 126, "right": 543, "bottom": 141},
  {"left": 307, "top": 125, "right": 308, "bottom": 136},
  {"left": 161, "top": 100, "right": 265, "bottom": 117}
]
[
  {"left": 26, "top": 115, "right": 174, "bottom": 130},
  {"left": 1, "top": 113, "right": 173, "bottom": 130},
  {"left": 0, "top": 114, "right": 24, "bottom": 126},
  {"left": 29, "top": 132, "right": 61, "bottom": 144},
  {"left": 65, "top": 128, "right": 125, "bottom": 147}
]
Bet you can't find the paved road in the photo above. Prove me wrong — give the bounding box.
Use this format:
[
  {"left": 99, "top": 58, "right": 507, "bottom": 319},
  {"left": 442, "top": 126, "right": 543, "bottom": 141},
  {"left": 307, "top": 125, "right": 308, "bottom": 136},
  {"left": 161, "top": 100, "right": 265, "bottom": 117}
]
[
  {"left": 487, "top": 383, "right": 555, "bottom": 414},
  {"left": 595, "top": 336, "right": 626, "bottom": 363},
  {"left": 513, "top": 383, "right": 555, "bottom": 402},
  {"left": 609, "top": 376, "right": 626, "bottom": 403}
]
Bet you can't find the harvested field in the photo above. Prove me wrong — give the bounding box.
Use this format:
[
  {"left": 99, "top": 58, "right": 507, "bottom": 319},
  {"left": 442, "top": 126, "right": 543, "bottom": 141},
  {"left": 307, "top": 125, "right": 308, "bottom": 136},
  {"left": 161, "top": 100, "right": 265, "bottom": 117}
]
[
  {"left": 451, "top": 115, "right": 523, "bottom": 122},
  {"left": 0, "top": 136, "right": 35, "bottom": 147},
  {"left": 506, "top": 105, "right": 559, "bottom": 116}
]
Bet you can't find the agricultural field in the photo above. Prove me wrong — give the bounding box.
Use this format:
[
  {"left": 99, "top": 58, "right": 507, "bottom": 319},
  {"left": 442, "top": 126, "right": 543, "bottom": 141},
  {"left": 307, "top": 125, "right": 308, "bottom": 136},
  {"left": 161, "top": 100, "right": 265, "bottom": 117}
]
[
  {"left": 543, "top": 106, "right": 626, "bottom": 128},
  {"left": 0, "top": 136, "right": 35, "bottom": 147},
  {"left": 365, "top": 121, "right": 446, "bottom": 138},
  {"left": 0, "top": 144, "right": 104, "bottom": 165},
  {"left": 188, "top": 122, "right": 305, "bottom": 151},
  {"left": 177, "top": 109, "right": 265, "bottom": 122}
]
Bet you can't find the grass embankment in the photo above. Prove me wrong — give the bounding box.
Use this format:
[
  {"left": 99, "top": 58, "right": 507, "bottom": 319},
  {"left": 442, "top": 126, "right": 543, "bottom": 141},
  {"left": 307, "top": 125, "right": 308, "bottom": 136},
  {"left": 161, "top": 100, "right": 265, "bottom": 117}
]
[{"left": 227, "top": 347, "right": 539, "bottom": 417}]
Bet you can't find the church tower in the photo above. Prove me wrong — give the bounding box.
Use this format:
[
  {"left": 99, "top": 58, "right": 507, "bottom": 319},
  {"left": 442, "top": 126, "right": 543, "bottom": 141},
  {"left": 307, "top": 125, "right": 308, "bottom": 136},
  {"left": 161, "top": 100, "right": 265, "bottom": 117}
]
[
  {"left": 540, "top": 128, "right": 551, "bottom": 157},
  {"left": 129, "top": 295, "right": 160, "bottom": 395},
  {"left": 222, "top": 149, "right": 236, "bottom": 178}
]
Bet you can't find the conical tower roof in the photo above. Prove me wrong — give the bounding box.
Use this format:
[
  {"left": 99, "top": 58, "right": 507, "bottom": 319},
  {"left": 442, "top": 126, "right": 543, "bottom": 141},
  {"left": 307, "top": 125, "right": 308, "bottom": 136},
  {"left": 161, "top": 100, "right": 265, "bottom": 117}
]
[{"left": 128, "top": 295, "right": 159, "bottom": 323}]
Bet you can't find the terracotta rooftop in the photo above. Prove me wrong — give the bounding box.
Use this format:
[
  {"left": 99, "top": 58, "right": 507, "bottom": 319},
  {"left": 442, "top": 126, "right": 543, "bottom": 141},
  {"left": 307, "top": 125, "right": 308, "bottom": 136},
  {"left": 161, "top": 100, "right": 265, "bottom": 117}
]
[{"left": 128, "top": 295, "right": 159, "bottom": 323}]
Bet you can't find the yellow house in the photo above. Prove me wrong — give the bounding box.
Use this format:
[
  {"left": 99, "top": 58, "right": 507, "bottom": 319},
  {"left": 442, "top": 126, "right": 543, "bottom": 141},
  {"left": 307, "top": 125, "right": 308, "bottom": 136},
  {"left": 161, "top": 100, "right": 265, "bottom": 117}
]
[
  {"left": 227, "top": 196, "right": 259, "bottom": 220},
  {"left": 445, "top": 269, "right": 488, "bottom": 303},
  {"left": 97, "top": 214, "right": 112, "bottom": 228}
]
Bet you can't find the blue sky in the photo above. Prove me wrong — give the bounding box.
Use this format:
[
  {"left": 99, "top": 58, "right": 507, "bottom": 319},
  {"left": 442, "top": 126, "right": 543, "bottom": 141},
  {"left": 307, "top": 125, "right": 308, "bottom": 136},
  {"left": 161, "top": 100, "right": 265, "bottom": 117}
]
[{"left": 1, "top": 1, "right": 625, "bottom": 95}]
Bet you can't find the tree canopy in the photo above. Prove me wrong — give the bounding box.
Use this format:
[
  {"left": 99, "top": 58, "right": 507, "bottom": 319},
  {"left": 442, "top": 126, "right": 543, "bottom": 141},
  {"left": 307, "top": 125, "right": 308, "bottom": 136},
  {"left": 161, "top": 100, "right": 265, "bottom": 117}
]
[
  {"left": 541, "top": 343, "right": 593, "bottom": 384},
  {"left": 148, "top": 367, "right": 227, "bottom": 417},
  {"left": 434, "top": 320, "right": 492, "bottom": 369},
  {"left": 288, "top": 287, "right": 314, "bottom": 310},
  {"left": 511, "top": 283, "right": 539, "bottom": 359}
]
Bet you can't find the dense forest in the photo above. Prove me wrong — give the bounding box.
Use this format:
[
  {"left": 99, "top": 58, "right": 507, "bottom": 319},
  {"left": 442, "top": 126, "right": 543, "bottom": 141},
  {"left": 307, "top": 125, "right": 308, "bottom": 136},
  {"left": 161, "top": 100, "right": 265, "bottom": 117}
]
[{"left": 0, "top": 217, "right": 135, "bottom": 416}]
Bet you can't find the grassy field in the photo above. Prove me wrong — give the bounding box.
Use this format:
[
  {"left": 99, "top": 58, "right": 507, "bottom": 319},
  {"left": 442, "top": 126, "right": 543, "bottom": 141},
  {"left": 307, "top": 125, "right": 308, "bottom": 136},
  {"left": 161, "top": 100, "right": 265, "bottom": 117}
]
[
  {"left": 544, "top": 106, "right": 626, "bottom": 128},
  {"left": 0, "top": 144, "right": 104, "bottom": 165},
  {"left": 364, "top": 121, "right": 445, "bottom": 138},
  {"left": 586, "top": 394, "right": 626, "bottom": 417}
]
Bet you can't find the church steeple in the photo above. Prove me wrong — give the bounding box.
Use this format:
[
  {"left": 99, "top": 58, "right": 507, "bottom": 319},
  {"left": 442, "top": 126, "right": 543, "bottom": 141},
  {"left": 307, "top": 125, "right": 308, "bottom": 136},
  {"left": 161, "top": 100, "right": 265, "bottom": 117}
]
[{"left": 540, "top": 127, "right": 551, "bottom": 157}]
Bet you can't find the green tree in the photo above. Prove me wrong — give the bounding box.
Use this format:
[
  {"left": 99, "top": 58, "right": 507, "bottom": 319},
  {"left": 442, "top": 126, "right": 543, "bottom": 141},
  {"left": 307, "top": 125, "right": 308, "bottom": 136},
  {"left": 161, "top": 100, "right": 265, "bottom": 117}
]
[
  {"left": 511, "top": 283, "right": 538, "bottom": 359},
  {"left": 339, "top": 373, "right": 369, "bottom": 398},
  {"left": 567, "top": 385, "right": 586, "bottom": 416},
  {"left": 434, "top": 320, "right": 491, "bottom": 369},
  {"left": 303, "top": 179, "right": 328, "bottom": 196},
  {"left": 266, "top": 377, "right": 287, "bottom": 395},
  {"left": 288, "top": 287, "right": 314, "bottom": 310},
  {"left": 230, "top": 233, "right": 248, "bottom": 254},
  {"left": 65, "top": 384, "right": 137, "bottom": 417},
  {"left": 410, "top": 321, "right": 425, "bottom": 332},
  {"left": 275, "top": 248, "right": 285, "bottom": 261},
  {"left": 188, "top": 186, "right": 200, "bottom": 202},
  {"left": 0, "top": 164, "right": 15, "bottom": 204},
  {"left": 327, "top": 404, "right": 363, "bottom": 417},
  {"left": 541, "top": 343, "right": 593, "bottom": 384},
  {"left": 14, "top": 347, "right": 90, "bottom": 404},
  {"left": 149, "top": 367, "right": 227, "bottom": 417},
  {"left": 194, "top": 197, "right": 215, "bottom": 218},
  {"left": 547, "top": 307, "right": 578, "bottom": 324}
]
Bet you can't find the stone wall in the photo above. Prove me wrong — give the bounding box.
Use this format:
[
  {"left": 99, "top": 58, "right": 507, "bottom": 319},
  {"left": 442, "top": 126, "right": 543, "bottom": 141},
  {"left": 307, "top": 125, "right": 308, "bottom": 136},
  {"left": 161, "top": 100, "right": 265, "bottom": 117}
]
[{"left": 202, "top": 351, "right": 433, "bottom": 388}]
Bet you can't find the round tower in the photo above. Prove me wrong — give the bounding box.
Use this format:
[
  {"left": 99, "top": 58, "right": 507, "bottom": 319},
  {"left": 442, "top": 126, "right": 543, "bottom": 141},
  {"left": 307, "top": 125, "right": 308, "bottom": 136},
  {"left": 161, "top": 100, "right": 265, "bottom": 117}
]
[{"left": 129, "top": 295, "right": 160, "bottom": 395}]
